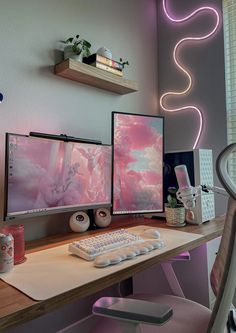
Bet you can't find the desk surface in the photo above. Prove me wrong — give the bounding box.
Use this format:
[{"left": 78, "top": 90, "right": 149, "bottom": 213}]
[{"left": 0, "top": 215, "right": 225, "bottom": 331}]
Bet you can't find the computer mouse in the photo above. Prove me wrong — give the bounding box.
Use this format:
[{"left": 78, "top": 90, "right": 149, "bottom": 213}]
[{"left": 142, "top": 228, "right": 161, "bottom": 239}]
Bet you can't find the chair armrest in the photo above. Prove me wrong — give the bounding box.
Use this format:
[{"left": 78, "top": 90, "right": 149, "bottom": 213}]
[{"left": 93, "top": 297, "right": 173, "bottom": 325}]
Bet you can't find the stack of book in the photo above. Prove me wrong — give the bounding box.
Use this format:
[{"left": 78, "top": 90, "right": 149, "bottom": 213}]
[{"left": 83, "top": 53, "right": 123, "bottom": 77}]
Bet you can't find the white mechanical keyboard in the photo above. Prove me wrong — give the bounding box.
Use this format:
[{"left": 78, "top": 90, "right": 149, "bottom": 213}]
[
  {"left": 68, "top": 229, "right": 144, "bottom": 261},
  {"left": 68, "top": 228, "right": 165, "bottom": 267}
]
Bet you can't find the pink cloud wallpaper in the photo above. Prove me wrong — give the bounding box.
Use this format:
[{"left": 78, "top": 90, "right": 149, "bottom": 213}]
[
  {"left": 112, "top": 113, "right": 164, "bottom": 214},
  {"left": 6, "top": 135, "right": 111, "bottom": 218}
]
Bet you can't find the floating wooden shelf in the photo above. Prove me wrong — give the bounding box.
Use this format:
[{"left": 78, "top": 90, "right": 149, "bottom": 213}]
[{"left": 54, "top": 59, "right": 138, "bottom": 95}]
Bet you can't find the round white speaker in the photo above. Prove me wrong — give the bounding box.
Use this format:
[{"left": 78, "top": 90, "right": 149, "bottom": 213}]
[
  {"left": 94, "top": 208, "right": 111, "bottom": 228},
  {"left": 69, "top": 211, "right": 90, "bottom": 233}
]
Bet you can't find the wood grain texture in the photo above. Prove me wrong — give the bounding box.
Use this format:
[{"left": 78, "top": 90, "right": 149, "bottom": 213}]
[
  {"left": 0, "top": 215, "right": 225, "bottom": 331},
  {"left": 54, "top": 59, "right": 138, "bottom": 94}
]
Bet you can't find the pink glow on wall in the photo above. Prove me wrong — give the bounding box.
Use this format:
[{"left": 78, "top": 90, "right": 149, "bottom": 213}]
[{"left": 160, "top": 0, "right": 220, "bottom": 149}]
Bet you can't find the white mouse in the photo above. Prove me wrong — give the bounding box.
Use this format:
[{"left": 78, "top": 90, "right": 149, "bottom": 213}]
[{"left": 142, "top": 228, "right": 161, "bottom": 239}]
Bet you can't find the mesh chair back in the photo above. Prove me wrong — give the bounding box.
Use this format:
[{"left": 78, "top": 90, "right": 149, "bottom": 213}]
[{"left": 208, "top": 144, "right": 236, "bottom": 333}]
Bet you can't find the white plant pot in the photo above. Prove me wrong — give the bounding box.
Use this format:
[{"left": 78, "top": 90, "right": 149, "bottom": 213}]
[
  {"left": 165, "top": 205, "right": 186, "bottom": 227},
  {"left": 64, "top": 45, "right": 83, "bottom": 62}
]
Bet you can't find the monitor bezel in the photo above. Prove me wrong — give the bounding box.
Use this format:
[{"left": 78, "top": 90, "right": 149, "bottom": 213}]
[
  {"left": 4, "top": 132, "right": 112, "bottom": 221},
  {"left": 111, "top": 111, "right": 165, "bottom": 216}
]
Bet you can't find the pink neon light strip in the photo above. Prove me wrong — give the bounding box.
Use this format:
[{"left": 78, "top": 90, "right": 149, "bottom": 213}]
[{"left": 160, "top": 0, "right": 220, "bottom": 149}]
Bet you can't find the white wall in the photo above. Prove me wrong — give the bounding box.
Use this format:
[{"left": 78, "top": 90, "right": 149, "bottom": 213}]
[
  {"left": 0, "top": 0, "right": 158, "bottom": 241},
  {"left": 1, "top": 1, "right": 158, "bottom": 331}
]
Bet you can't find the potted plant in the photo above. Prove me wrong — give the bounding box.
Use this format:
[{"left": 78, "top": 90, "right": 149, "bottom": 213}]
[
  {"left": 61, "top": 34, "right": 92, "bottom": 62},
  {"left": 165, "top": 187, "right": 186, "bottom": 227}
]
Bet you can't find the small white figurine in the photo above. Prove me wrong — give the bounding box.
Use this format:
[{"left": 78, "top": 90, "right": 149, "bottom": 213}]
[{"left": 96, "top": 47, "right": 112, "bottom": 59}]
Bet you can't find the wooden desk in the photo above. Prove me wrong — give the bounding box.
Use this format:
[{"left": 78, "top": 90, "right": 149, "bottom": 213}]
[{"left": 0, "top": 215, "right": 225, "bottom": 331}]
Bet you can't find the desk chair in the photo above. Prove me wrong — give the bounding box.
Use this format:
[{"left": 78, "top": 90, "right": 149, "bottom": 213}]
[{"left": 92, "top": 143, "right": 236, "bottom": 333}]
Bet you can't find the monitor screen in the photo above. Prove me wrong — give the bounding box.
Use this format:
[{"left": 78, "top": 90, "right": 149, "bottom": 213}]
[
  {"left": 4, "top": 133, "right": 112, "bottom": 220},
  {"left": 112, "top": 112, "right": 164, "bottom": 215}
]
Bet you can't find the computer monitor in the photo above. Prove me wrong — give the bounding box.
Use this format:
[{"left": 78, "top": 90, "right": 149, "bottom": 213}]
[
  {"left": 112, "top": 112, "right": 164, "bottom": 215},
  {"left": 4, "top": 133, "right": 112, "bottom": 220}
]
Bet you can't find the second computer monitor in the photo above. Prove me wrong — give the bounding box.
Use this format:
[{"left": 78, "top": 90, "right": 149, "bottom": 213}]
[{"left": 112, "top": 112, "right": 164, "bottom": 215}]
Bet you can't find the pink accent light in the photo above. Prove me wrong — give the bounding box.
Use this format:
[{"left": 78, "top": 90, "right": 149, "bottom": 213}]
[{"left": 160, "top": 0, "right": 220, "bottom": 149}]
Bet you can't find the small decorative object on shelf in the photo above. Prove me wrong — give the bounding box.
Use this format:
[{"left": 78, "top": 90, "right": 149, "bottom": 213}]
[
  {"left": 119, "top": 58, "right": 129, "bottom": 69},
  {"left": 165, "top": 187, "right": 186, "bottom": 227},
  {"left": 84, "top": 53, "right": 123, "bottom": 70},
  {"left": 83, "top": 53, "right": 129, "bottom": 77},
  {"left": 84, "top": 53, "right": 123, "bottom": 77},
  {"left": 61, "top": 34, "right": 91, "bottom": 62},
  {"left": 96, "top": 47, "right": 112, "bottom": 59}
]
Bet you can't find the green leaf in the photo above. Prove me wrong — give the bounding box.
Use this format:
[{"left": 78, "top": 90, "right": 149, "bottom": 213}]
[
  {"left": 167, "top": 194, "right": 177, "bottom": 208},
  {"left": 83, "top": 40, "right": 91, "bottom": 48},
  {"left": 65, "top": 37, "right": 74, "bottom": 44},
  {"left": 119, "top": 58, "right": 129, "bottom": 67},
  {"left": 62, "top": 34, "right": 92, "bottom": 55}
]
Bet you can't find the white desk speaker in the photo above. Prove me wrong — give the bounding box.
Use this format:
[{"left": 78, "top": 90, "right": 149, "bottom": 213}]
[
  {"left": 69, "top": 211, "right": 90, "bottom": 232},
  {"left": 94, "top": 208, "right": 111, "bottom": 228}
]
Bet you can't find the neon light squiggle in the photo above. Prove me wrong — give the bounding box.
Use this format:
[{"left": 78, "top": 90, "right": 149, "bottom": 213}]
[{"left": 160, "top": 0, "right": 220, "bottom": 149}]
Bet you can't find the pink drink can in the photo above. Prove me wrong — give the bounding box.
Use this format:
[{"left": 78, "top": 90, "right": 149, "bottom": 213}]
[
  {"left": 1, "top": 225, "right": 26, "bottom": 264},
  {"left": 0, "top": 233, "right": 14, "bottom": 273}
]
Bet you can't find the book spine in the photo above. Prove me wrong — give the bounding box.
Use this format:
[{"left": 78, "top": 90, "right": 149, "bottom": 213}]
[
  {"left": 95, "top": 62, "right": 123, "bottom": 77},
  {"left": 96, "top": 55, "right": 123, "bottom": 70}
]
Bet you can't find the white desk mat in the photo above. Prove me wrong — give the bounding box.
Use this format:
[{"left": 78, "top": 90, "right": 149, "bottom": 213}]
[{"left": 0, "top": 226, "right": 202, "bottom": 301}]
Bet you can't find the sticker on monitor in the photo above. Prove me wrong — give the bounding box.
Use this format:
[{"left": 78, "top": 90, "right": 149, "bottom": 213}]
[{"left": 112, "top": 112, "right": 164, "bottom": 215}]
